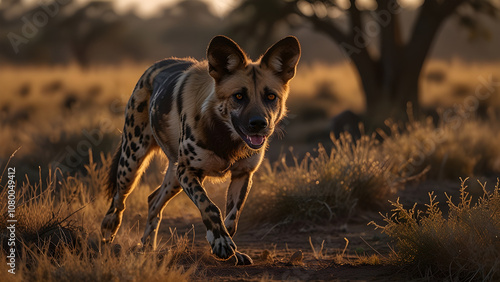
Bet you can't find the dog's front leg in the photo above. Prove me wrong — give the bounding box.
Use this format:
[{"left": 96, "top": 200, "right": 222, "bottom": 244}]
[
  {"left": 220, "top": 171, "right": 254, "bottom": 265},
  {"left": 224, "top": 171, "right": 252, "bottom": 237},
  {"left": 176, "top": 162, "right": 237, "bottom": 261},
  {"left": 224, "top": 152, "right": 264, "bottom": 238}
]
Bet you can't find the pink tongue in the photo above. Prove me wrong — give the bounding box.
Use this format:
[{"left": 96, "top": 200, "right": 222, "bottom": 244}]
[{"left": 248, "top": 135, "right": 264, "bottom": 145}]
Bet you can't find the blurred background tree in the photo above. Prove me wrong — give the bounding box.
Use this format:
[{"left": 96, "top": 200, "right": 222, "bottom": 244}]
[
  {"left": 227, "top": 0, "right": 499, "bottom": 118},
  {"left": 1, "top": 0, "right": 499, "bottom": 120},
  {"left": 0, "top": 0, "right": 124, "bottom": 66},
  {"left": 0, "top": 0, "right": 221, "bottom": 66}
]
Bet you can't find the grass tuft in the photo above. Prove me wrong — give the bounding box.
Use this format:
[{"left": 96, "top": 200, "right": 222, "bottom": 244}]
[
  {"left": 381, "top": 115, "right": 500, "bottom": 179},
  {"left": 248, "top": 134, "right": 404, "bottom": 225},
  {"left": 0, "top": 153, "right": 194, "bottom": 281},
  {"left": 371, "top": 178, "right": 500, "bottom": 280}
]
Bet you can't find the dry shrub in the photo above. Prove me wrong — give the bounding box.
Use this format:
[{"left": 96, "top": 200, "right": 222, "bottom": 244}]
[
  {"left": 0, "top": 151, "right": 112, "bottom": 257},
  {"left": 381, "top": 115, "right": 500, "bottom": 179},
  {"left": 372, "top": 179, "right": 500, "bottom": 281},
  {"left": 0, "top": 153, "right": 194, "bottom": 281},
  {"left": 0, "top": 168, "right": 80, "bottom": 257},
  {"left": 0, "top": 234, "right": 194, "bottom": 282},
  {"left": 248, "top": 134, "right": 404, "bottom": 225}
]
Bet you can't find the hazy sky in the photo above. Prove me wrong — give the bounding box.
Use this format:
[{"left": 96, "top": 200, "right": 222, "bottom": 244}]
[
  {"left": 112, "top": 0, "right": 237, "bottom": 18},
  {"left": 14, "top": 0, "right": 237, "bottom": 18},
  {"left": 89, "top": 0, "right": 237, "bottom": 18},
  {"left": 17, "top": 0, "right": 430, "bottom": 18},
  {"left": 18, "top": 0, "right": 493, "bottom": 19},
  {"left": 112, "top": 0, "right": 424, "bottom": 17}
]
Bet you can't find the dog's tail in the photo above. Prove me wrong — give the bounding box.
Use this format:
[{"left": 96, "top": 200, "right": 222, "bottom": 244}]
[{"left": 104, "top": 63, "right": 156, "bottom": 200}]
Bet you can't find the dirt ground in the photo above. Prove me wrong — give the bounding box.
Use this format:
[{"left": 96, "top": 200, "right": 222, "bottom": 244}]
[
  {"left": 147, "top": 179, "right": 473, "bottom": 281},
  {"left": 159, "top": 215, "right": 399, "bottom": 281}
]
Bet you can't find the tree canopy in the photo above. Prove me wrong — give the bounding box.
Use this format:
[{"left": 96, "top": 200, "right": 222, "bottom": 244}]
[{"left": 228, "top": 0, "right": 499, "bottom": 117}]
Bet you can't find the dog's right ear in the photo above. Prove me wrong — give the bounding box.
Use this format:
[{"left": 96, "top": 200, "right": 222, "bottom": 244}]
[
  {"left": 207, "top": 36, "right": 248, "bottom": 83},
  {"left": 260, "top": 36, "right": 301, "bottom": 83}
]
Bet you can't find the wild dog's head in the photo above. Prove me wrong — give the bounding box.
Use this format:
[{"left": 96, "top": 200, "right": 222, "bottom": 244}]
[{"left": 207, "top": 35, "right": 301, "bottom": 150}]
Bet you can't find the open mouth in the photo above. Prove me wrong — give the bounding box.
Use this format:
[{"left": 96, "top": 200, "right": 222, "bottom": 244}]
[
  {"left": 243, "top": 134, "right": 266, "bottom": 149},
  {"left": 231, "top": 115, "right": 269, "bottom": 150},
  {"left": 234, "top": 127, "right": 267, "bottom": 149}
]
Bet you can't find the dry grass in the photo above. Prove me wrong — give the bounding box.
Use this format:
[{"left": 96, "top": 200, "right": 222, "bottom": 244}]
[
  {"left": 371, "top": 178, "right": 500, "bottom": 281},
  {"left": 421, "top": 60, "right": 500, "bottom": 110},
  {"left": 1, "top": 61, "right": 500, "bottom": 280},
  {"left": 247, "top": 109, "right": 500, "bottom": 227},
  {"left": 288, "top": 59, "right": 500, "bottom": 120},
  {"left": 381, "top": 114, "right": 500, "bottom": 179},
  {"left": 1, "top": 60, "right": 499, "bottom": 170},
  {"left": 289, "top": 62, "right": 365, "bottom": 116},
  {"left": 248, "top": 133, "right": 405, "bottom": 226},
  {"left": 0, "top": 244, "right": 194, "bottom": 282},
  {"left": 0, "top": 64, "right": 145, "bottom": 164},
  {"left": 0, "top": 153, "right": 195, "bottom": 281}
]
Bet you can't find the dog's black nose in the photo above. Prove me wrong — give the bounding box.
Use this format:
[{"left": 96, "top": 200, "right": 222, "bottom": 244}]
[{"left": 248, "top": 116, "right": 268, "bottom": 132}]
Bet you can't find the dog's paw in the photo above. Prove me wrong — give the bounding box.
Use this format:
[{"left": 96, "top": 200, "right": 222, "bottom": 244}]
[
  {"left": 101, "top": 213, "right": 122, "bottom": 243},
  {"left": 206, "top": 230, "right": 236, "bottom": 260},
  {"left": 235, "top": 251, "right": 253, "bottom": 265}
]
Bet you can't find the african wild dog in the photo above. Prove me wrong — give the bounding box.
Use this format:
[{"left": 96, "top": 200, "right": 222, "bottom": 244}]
[{"left": 101, "top": 35, "right": 301, "bottom": 264}]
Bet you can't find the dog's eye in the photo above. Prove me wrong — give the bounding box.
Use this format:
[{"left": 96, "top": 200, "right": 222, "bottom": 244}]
[
  {"left": 266, "top": 93, "right": 276, "bottom": 101},
  {"left": 234, "top": 93, "right": 244, "bottom": 100}
]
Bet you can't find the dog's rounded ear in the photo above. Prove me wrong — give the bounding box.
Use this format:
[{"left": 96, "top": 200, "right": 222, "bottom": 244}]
[
  {"left": 260, "top": 36, "right": 301, "bottom": 83},
  {"left": 207, "top": 36, "right": 248, "bottom": 83}
]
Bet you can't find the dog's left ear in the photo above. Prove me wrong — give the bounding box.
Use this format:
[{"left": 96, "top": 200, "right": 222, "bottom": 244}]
[
  {"left": 260, "top": 36, "right": 301, "bottom": 83},
  {"left": 207, "top": 35, "right": 248, "bottom": 83}
]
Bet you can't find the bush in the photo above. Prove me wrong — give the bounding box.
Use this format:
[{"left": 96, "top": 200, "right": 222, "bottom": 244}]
[
  {"left": 0, "top": 154, "right": 194, "bottom": 281},
  {"left": 248, "top": 134, "right": 405, "bottom": 225},
  {"left": 0, "top": 235, "right": 194, "bottom": 282},
  {"left": 371, "top": 178, "right": 500, "bottom": 281},
  {"left": 381, "top": 115, "right": 500, "bottom": 179}
]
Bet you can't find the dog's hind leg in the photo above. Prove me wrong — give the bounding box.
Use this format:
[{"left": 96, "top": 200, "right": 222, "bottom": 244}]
[
  {"left": 141, "top": 164, "right": 182, "bottom": 249},
  {"left": 101, "top": 87, "right": 157, "bottom": 243}
]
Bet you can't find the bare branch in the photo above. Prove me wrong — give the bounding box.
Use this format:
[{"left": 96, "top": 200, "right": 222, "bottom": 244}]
[
  {"left": 439, "top": 0, "right": 469, "bottom": 17},
  {"left": 378, "top": 0, "right": 403, "bottom": 97},
  {"left": 348, "top": 0, "right": 363, "bottom": 37},
  {"left": 297, "top": 11, "right": 351, "bottom": 44}
]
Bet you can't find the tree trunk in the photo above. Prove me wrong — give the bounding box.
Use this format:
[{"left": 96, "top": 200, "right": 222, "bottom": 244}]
[
  {"left": 353, "top": 1, "right": 447, "bottom": 120},
  {"left": 299, "top": 0, "right": 466, "bottom": 120},
  {"left": 393, "top": 69, "right": 420, "bottom": 117},
  {"left": 390, "top": 1, "right": 449, "bottom": 117},
  {"left": 354, "top": 55, "right": 423, "bottom": 121}
]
